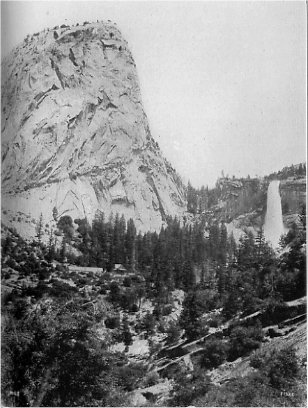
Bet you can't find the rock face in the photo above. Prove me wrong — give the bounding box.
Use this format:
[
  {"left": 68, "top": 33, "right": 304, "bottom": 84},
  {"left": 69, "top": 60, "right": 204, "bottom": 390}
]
[
  {"left": 1, "top": 21, "right": 185, "bottom": 236},
  {"left": 280, "top": 178, "right": 306, "bottom": 215}
]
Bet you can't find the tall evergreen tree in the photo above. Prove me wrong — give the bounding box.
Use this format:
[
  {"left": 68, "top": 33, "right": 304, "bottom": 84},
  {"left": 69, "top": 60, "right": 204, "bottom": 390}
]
[
  {"left": 36, "top": 213, "right": 44, "bottom": 245},
  {"left": 125, "top": 219, "right": 136, "bottom": 271},
  {"left": 218, "top": 223, "right": 228, "bottom": 265}
]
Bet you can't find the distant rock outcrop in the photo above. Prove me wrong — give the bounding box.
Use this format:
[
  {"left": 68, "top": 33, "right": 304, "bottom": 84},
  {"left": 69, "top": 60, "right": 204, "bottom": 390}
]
[
  {"left": 280, "top": 178, "right": 306, "bottom": 215},
  {"left": 1, "top": 21, "right": 186, "bottom": 236}
]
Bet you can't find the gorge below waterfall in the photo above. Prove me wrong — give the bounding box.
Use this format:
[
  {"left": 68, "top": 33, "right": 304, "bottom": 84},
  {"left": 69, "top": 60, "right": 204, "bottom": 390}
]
[{"left": 264, "top": 180, "right": 285, "bottom": 249}]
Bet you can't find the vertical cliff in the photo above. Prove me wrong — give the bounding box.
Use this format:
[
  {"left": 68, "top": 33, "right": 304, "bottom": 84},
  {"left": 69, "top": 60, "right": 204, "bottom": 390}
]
[{"left": 1, "top": 21, "right": 186, "bottom": 236}]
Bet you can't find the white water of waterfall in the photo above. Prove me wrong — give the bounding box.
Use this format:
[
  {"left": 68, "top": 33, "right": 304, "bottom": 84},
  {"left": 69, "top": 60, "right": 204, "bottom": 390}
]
[{"left": 263, "top": 180, "right": 285, "bottom": 249}]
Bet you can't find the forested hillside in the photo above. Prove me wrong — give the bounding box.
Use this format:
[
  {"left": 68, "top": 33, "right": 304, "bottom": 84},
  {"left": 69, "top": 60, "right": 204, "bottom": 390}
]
[{"left": 1, "top": 201, "right": 306, "bottom": 406}]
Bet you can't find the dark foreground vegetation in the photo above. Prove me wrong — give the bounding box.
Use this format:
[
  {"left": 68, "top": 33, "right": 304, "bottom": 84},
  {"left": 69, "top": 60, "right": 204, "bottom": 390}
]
[{"left": 1, "top": 201, "right": 306, "bottom": 406}]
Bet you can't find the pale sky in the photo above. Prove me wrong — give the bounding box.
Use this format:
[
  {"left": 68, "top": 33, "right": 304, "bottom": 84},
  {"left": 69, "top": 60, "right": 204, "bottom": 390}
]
[{"left": 1, "top": 1, "right": 307, "bottom": 187}]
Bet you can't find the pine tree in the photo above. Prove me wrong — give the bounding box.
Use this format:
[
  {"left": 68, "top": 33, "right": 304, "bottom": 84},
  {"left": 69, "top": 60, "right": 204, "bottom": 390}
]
[
  {"left": 227, "top": 232, "right": 237, "bottom": 263},
  {"left": 125, "top": 219, "right": 136, "bottom": 271},
  {"left": 218, "top": 223, "right": 228, "bottom": 265},
  {"left": 165, "top": 260, "right": 175, "bottom": 298},
  {"left": 36, "top": 213, "right": 44, "bottom": 245},
  {"left": 238, "top": 231, "right": 256, "bottom": 267},
  {"left": 112, "top": 213, "right": 126, "bottom": 264},
  {"left": 208, "top": 223, "right": 220, "bottom": 261},
  {"left": 187, "top": 182, "right": 198, "bottom": 214},
  {"left": 52, "top": 206, "right": 58, "bottom": 221},
  {"left": 60, "top": 237, "right": 66, "bottom": 262},
  {"left": 47, "top": 228, "right": 56, "bottom": 261},
  {"left": 182, "top": 259, "right": 195, "bottom": 290},
  {"left": 179, "top": 291, "right": 206, "bottom": 341},
  {"left": 122, "top": 315, "right": 133, "bottom": 352}
]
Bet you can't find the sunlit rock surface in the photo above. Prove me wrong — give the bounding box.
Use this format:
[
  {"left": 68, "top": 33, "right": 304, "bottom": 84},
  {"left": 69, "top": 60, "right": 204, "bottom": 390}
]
[{"left": 1, "top": 22, "right": 185, "bottom": 236}]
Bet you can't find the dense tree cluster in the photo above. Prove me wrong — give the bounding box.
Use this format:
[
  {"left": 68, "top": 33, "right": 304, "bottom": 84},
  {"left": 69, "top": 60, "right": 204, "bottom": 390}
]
[{"left": 42, "top": 213, "right": 237, "bottom": 295}]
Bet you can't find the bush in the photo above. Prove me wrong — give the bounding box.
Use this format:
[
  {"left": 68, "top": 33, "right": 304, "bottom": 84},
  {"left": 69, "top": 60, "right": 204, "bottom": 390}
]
[
  {"left": 261, "top": 298, "right": 291, "bottom": 325},
  {"left": 123, "top": 277, "right": 131, "bottom": 287},
  {"left": 142, "top": 312, "right": 156, "bottom": 335},
  {"left": 169, "top": 369, "right": 211, "bottom": 406},
  {"left": 200, "top": 339, "right": 229, "bottom": 369},
  {"left": 142, "top": 371, "right": 160, "bottom": 387},
  {"left": 109, "top": 281, "right": 120, "bottom": 303},
  {"left": 162, "top": 304, "right": 173, "bottom": 316},
  {"left": 55, "top": 264, "right": 66, "bottom": 272},
  {"left": 6, "top": 258, "right": 18, "bottom": 269},
  {"left": 105, "top": 315, "right": 120, "bottom": 329},
  {"left": 49, "top": 280, "right": 77, "bottom": 298},
  {"left": 3, "top": 271, "right": 11, "bottom": 280},
  {"left": 148, "top": 339, "right": 162, "bottom": 355},
  {"left": 129, "top": 303, "right": 139, "bottom": 313},
  {"left": 250, "top": 347, "right": 300, "bottom": 389},
  {"left": 114, "top": 363, "right": 147, "bottom": 391},
  {"left": 228, "top": 321, "right": 263, "bottom": 360},
  {"left": 207, "top": 315, "right": 223, "bottom": 328},
  {"left": 57, "top": 216, "right": 74, "bottom": 240},
  {"left": 166, "top": 322, "right": 181, "bottom": 345},
  {"left": 13, "top": 298, "right": 30, "bottom": 319},
  {"left": 39, "top": 269, "right": 51, "bottom": 281},
  {"left": 193, "top": 369, "right": 305, "bottom": 407}
]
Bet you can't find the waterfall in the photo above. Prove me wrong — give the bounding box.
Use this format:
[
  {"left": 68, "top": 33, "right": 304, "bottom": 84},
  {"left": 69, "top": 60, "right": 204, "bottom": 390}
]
[{"left": 263, "top": 180, "right": 285, "bottom": 249}]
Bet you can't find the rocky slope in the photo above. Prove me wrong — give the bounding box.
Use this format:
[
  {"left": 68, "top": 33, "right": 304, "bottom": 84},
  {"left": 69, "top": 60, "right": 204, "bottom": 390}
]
[{"left": 1, "top": 21, "right": 185, "bottom": 237}]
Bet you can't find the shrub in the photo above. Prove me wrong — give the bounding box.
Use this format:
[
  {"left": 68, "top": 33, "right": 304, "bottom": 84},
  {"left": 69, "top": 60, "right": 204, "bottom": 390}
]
[
  {"left": 261, "top": 298, "right": 291, "bottom": 325},
  {"left": 162, "top": 304, "right": 173, "bottom": 316},
  {"left": 57, "top": 216, "right": 74, "bottom": 240},
  {"left": 3, "top": 271, "right": 11, "bottom": 280},
  {"left": 123, "top": 277, "right": 131, "bottom": 287},
  {"left": 169, "top": 369, "right": 211, "bottom": 406},
  {"left": 250, "top": 347, "right": 300, "bottom": 389},
  {"left": 39, "top": 269, "right": 51, "bottom": 281},
  {"left": 114, "top": 363, "right": 147, "bottom": 392},
  {"left": 148, "top": 339, "right": 162, "bottom": 355},
  {"left": 207, "top": 315, "right": 223, "bottom": 328},
  {"left": 109, "top": 281, "right": 120, "bottom": 303},
  {"left": 142, "top": 312, "right": 156, "bottom": 335},
  {"left": 6, "top": 258, "right": 18, "bottom": 269},
  {"left": 200, "top": 339, "right": 229, "bottom": 369},
  {"left": 228, "top": 321, "right": 263, "bottom": 360},
  {"left": 55, "top": 264, "right": 66, "bottom": 272},
  {"left": 105, "top": 315, "right": 120, "bottom": 329},
  {"left": 157, "top": 320, "right": 166, "bottom": 333},
  {"left": 166, "top": 322, "right": 182, "bottom": 345},
  {"left": 129, "top": 303, "right": 139, "bottom": 313},
  {"left": 48, "top": 280, "right": 77, "bottom": 298},
  {"left": 143, "top": 371, "right": 160, "bottom": 387},
  {"left": 13, "top": 298, "right": 30, "bottom": 319}
]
